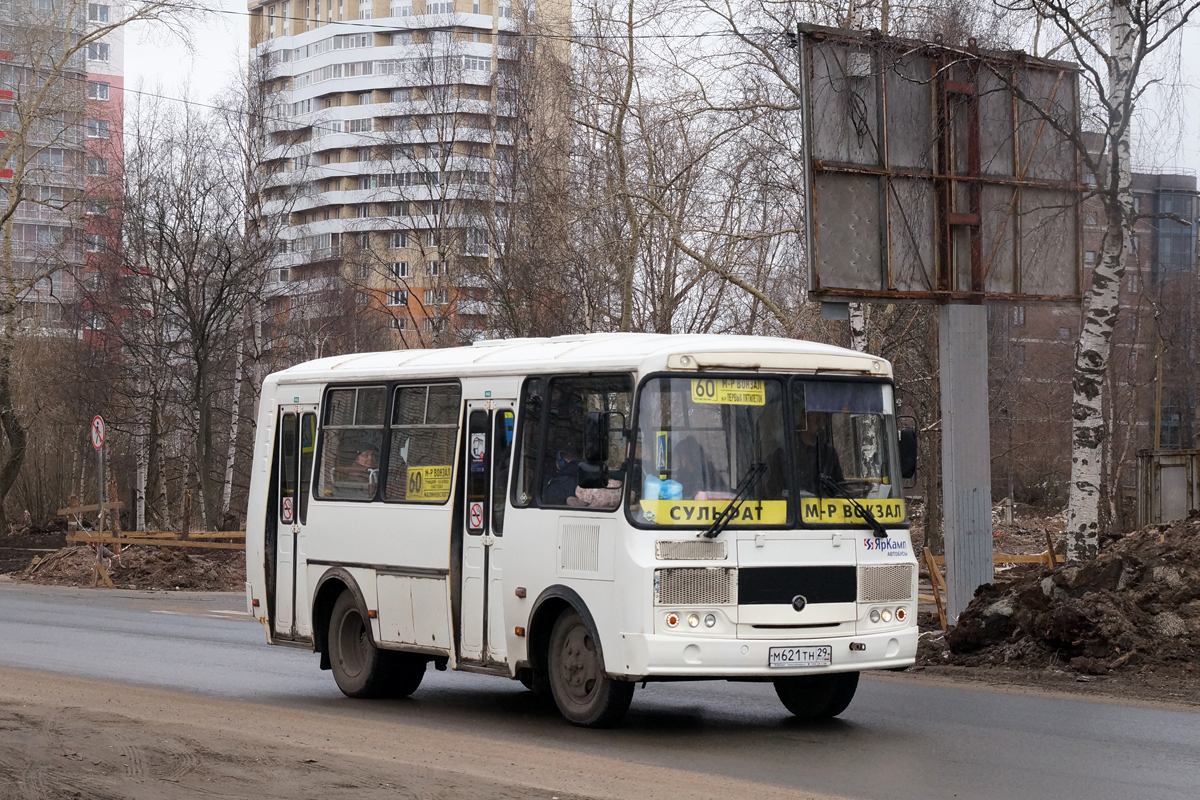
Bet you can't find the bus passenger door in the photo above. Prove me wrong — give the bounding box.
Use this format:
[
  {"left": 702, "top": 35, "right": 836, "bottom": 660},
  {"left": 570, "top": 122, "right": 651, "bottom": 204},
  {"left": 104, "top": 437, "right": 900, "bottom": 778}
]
[
  {"left": 459, "top": 401, "right": 515, "bottom": 664},
  {"left": 273, "top": 404, "right": 318, "bottom": 639}
]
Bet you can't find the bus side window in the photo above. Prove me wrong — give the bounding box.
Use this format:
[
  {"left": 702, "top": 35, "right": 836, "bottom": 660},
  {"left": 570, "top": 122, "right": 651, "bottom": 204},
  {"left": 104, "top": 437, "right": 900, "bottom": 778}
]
[
  {"left": 316, "top": 386, "right": 386, "bottom": 501},
  {"left": 539, "top": 375, "right": 632, "bottom": 509},
  {"left": 384, "top": 382, "right": 460, "bottom": 503},
  {"left": 298, "top": 413, "right": 316, "bottom": 523},
  {"left": 492, "top": 410, "right": 514, "bottom": 533},
  {"left": 279, "top": 413, "right": 298, "bottom": 523},
  {"left": 512, "top": 378, "right": 543, "bottom": 507}
]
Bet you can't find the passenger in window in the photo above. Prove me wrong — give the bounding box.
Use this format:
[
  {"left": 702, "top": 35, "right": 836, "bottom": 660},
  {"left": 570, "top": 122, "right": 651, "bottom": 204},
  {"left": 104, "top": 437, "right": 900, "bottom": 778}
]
[
  {"left": 674, "top": 437, "right": 722, "bottom": 500},
  {"left": 337, "top": 446, "right": 379, "bottom": 498},
  {"left": 543, "top": 449, "right": 581, "bottom": 505},
  {"left": 795, "top": 412, "right": 843, "bottom": 495}
]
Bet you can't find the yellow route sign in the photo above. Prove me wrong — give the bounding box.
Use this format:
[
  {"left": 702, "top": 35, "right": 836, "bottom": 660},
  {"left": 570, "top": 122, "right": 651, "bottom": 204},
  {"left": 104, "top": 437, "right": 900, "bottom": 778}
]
[
  {"left": 691, "top": 378, "right": 766, "bottom": 406},
  {"left": 800, "top": 498, "right": 906, "bottom": 525},
  {"left": 641, "top": 499, "right": 786, "bottom": 525},
  {"left": 407, "top": 465, "right": 452, "bottom": 501}
]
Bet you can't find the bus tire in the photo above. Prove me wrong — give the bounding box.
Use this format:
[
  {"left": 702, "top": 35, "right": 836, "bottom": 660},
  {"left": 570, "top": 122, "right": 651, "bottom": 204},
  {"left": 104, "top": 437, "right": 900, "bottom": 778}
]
[
  {"left": 386, "top": 653, "right": 427, "bottom": 698},
  {"left": 328, "top": 590, "right": 391, "bottom": 699},
  {"left": 773, "top": 671, "right": 859, "bottom": 719},
  {"left": 547, "top": 610, "right": 633, "bottom": 727}
]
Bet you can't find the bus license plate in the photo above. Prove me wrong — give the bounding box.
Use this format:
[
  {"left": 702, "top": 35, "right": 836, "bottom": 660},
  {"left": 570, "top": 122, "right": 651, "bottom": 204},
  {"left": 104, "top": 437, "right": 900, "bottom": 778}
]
[{"left": 768, "top": 645, "right": 832, "bottom": 668}]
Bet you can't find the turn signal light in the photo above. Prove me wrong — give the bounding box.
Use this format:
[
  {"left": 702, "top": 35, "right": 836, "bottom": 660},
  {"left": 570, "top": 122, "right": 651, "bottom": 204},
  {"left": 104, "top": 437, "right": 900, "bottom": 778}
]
[
  {"left": 895, "top": 607, "right": 907, "bottom": 622},
  {"left": 665, "top": 612, "right": 680, "bottom": 628}
]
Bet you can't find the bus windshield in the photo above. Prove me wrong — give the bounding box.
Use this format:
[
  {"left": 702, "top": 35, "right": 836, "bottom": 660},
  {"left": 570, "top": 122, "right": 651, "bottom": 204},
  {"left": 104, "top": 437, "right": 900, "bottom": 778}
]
[
  {"left": 628, "top": 376, "right": 904, "bottom": 528},
  {"left": 630, "top": 377, "right": 790, "bottom": 527}
]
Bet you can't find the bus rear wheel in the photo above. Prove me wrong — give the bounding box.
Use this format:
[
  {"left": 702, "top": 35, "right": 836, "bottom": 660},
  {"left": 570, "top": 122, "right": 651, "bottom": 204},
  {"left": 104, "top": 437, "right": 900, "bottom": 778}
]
[
  {"left": 328, "top": 591, "right": 425, "bottom": 699},
  {"left": 773, "top": 671, "right": 859, "bottom": 719},
  {"left": 547, "top": 610, "right": 633, "bottom": 727}
]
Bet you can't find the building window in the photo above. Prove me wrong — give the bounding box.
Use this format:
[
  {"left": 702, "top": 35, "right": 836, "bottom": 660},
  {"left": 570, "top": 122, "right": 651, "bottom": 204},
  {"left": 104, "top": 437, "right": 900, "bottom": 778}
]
[
  {"left": 428, "top": 0, "right": 452, "bottom": 13},
  {"left": 1012, "top": 306, "right": 1025, "bottom": 326},
  {"left": 358, "top": 0, "right": 371, "bottom": 17},
  {"left": 87, "top": 43, "right": 110, "bottom": 61},
  {"left": 391, "top": 317, "right": 408, "bottom": 330},
  {"left": 391, "top": 2, "right": 412, "bottom": 16},
  {"left": 392, "top": 201, "right": 408, "bottom": 216},
  {"left": 358, "top": 147, "right": 371, "bottom": 161},
  {"left": 387, "top": 290, "right": 408, "bottom": 306},
  {"left": 392, "top": 87, "right": 412, "bottom": 101},
  {"left": 427, "top": 260, "right": 439, "bottom": 276},
  {"left": 424, "top": 317, "right": 446, "bottom": 332},
  {"left": 358, "top": 92, "right": 372, "bottom": 105},
  {"left": 85, "top": 201, "right": 107, "bottom": 215},
  {"left": 356, "top": 232, "right": 370, "bottom": 248},
  {"left": 87, "top": 81, "right": 110, "bottom": 100},
  {"left": 424, "top": 288, "right": 447, "bottom": 305},
  {"left": 85, "top": 234, "right": 106, "bottom": 252},
  {"left": 88, "top": 3, "right": 109, "bottom": 21},
  {"left": 346, "top": 118, "right": 372, "bottom": 133},
  {"left": 86, "top": 119, "right": 110, "bottom": 139},
  {"left": 86, "top": 157, "right": 109, "bottom": 176},
  {"left": 355, "top": 203, "right": 370, "bottom": 218},
  {"left": 1058, "top": 327, "right": 1071, "bottom": 341},
  {"left": 1125, "top": 235, "right": 1139, "bottom": 254},
  {"left": 1128, "top": 273, "right": 1139, "bottom": 293},
  {"left": 390, "top": 261, "right": 409, "bottom": 278},
  {"left": 390, "top": 231, "right": 408, "bottom": 248},
  {"left": 1084, "top": 250, "right": 1095, "bottom": 264}
]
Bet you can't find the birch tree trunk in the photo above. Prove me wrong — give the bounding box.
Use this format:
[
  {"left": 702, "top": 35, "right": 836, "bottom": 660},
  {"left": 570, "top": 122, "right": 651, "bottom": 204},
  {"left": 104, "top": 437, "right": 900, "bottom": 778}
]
[
  {"left": 221, "top": 331, "right": 245, "bottom": 520},
  {"left": 1064, "top": 0, "right": 1135, "bottom": 563},
  {"left": 848, "top": 303, "right": 868, "bottom": 352}
]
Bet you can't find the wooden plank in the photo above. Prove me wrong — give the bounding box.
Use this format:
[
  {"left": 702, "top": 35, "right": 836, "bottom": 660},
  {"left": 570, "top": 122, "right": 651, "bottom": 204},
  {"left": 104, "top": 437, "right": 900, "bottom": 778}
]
[
  {"left": 923, "top": 547, "right": 948, "bottom": 632},
  {"left": 185, "top": 532, "right": 246, "bottom": 539},
  {"left": 92, "top": 563, "right": 115, "bottom": 589},
  {"left": 929, "top": 552, "right": 1053, "bottom": 566},
  {"left": 57, "top": 501, "right": 125, "bottom": 516},
  {"left": 67, "top": 535, "right": 244, "bottom": 551}
]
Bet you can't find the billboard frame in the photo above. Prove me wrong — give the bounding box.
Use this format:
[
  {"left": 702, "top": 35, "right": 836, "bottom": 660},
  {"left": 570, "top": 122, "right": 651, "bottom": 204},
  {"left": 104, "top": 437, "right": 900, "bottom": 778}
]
[{"left": 798, "top": 24, "right": 1084, "bottom": 303}]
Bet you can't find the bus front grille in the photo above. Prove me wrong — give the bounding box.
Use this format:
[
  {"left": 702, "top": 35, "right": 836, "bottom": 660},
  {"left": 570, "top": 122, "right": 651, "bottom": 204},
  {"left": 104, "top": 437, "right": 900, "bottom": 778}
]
[
  {"left": 654, "top": 540, "right": 728, "bottom": 561},
  {"left": 654, "top": 568, "right": 737, "bottom": 606},
  {"left": 857, "top": 564, "right": 914, "bottom": 603}
]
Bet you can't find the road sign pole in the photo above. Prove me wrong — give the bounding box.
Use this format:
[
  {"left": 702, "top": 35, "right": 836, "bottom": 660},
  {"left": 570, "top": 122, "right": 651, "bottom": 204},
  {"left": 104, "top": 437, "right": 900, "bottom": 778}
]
[{"left": 938, "top": 305, "right": 995, "bottom": 622}]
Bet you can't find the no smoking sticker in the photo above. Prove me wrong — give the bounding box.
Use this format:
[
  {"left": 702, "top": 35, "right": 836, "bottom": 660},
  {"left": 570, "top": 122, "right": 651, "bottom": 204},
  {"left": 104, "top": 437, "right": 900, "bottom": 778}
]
[
  {"left": 469, "top": 501, "right": 484, "bottom": 530},
  {"left": 282, "top": 496, "right": 293, "bottom": 522}
]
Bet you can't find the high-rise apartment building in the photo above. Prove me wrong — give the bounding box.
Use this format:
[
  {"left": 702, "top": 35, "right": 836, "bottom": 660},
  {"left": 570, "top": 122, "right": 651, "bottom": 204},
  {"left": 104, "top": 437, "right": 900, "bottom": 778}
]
[
  {"left": 248, "top": 0, "right": 567, "bottom": 350},
  {"left": 0, "top": 0, "right": 123, "bottom": 331}
]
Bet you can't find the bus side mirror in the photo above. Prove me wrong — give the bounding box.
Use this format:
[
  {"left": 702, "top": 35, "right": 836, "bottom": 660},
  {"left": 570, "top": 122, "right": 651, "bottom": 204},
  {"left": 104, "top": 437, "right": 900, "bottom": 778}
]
[
  {"left": 579, "top": 411, "right": 610, "bottom": 489},
  {"left": 899, "top": 427, "right": 918, "bottom": 479}
]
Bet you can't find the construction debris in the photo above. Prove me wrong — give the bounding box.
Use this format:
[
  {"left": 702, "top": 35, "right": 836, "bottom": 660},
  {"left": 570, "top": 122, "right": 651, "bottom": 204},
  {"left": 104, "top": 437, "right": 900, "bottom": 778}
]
[
  {"left": 15, "top": 545, "right": 245, "bottom": 592},
  {"left": 940, "top": 513, "right": 1200, "bottom": 675}
]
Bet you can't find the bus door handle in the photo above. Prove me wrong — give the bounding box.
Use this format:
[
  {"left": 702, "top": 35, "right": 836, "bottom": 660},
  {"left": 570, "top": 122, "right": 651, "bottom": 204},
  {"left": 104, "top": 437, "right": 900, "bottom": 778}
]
[{"left": 482, "top": 533, "right": 495, "bottom": 547}]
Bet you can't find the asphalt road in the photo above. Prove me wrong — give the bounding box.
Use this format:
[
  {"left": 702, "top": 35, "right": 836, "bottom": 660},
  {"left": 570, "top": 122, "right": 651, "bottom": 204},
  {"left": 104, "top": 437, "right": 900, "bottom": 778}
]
[{"left": 2, "top": 582, "right": 1198, "bottom": 800}]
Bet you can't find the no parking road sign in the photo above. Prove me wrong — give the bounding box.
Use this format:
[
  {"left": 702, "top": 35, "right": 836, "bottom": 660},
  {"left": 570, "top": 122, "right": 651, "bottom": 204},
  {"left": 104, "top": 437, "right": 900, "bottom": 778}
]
[{"left": 90, "top": 416, "right": 105, "bottom": 450}]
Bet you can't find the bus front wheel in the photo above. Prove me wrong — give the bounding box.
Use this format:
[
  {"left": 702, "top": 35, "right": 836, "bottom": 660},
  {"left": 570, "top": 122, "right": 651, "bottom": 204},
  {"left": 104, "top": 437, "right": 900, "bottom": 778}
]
[
  {"left": 328, "top": 591, "right": 425, "bottom": 699},
  {"left": 773, "top": 671, "right": 859, "bottom": 719},
  {"left": 547, "top": 610, "right": 633, "bottom": 727}
]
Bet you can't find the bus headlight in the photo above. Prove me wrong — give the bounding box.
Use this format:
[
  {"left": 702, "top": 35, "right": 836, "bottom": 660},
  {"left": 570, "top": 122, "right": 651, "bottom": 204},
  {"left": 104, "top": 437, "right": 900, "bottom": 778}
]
[
  {"left": 666, "top": 612, "right": 680, "bottom": 628},
  {"left": 869, "top": 609, "right": 881, "bottom": 623},
  {"left": 687, "top": 614, "right": 700, "bottom": 628},
  {"left": 880, "top": 609, "right": 893, "bottom": 623},
  {"left": 704, "top": 614, "right": 716, "bottom": 628}
]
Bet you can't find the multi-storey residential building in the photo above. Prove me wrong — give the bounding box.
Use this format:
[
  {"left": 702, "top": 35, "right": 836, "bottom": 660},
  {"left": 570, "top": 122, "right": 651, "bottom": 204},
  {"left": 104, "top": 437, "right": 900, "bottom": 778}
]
[
  {"left": 991, "top": 151, "right": 1199, "bottom": 522},
  {"left": 0, "top": 0, "right": 123, "bottom": 332},
  {"left": 248, "top": 0, "right": 567, "bottom": 351},
  {"left": 83, "top": 0, "right": 125, "bottom": 334}
]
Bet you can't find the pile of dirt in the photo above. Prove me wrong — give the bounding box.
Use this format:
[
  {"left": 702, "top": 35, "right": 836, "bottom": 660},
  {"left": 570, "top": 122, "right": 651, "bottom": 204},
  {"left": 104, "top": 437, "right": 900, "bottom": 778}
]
[
  {"left": 16, "top": 545, "right": 244, "bottom": 591},
  {"left": 938, "top": 514, "right": 1200, "bottom": 675},
  {"left": 0, "top": 529, "right": 67, "bottom": 573}
]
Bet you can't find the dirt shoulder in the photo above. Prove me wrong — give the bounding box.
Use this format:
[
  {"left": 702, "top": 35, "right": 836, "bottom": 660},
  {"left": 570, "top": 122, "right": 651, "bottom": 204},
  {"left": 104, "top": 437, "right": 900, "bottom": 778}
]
[{"left": 0, "top": 666, "right": 840, "bottom": 800}]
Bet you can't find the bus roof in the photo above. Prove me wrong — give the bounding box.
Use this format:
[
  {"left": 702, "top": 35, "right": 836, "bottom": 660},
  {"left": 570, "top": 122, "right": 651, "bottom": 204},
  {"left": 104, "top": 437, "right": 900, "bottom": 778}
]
[{"left": 269, "top": 333, "right": 892, "bottom": 384}]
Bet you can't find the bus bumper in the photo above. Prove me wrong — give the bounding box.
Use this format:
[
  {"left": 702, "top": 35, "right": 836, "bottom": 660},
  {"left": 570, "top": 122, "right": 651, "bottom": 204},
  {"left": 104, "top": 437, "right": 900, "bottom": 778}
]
[{"left": 617, "top": 626, "right": 918, "bottom": 678}]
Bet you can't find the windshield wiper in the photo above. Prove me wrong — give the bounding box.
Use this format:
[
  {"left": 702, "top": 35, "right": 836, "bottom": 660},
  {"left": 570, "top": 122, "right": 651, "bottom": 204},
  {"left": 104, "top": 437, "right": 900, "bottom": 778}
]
[
  {"left": 701, "top": 462, "right": 767, "bottom": 539},
  {"left": 819, "top": 474, "right": 888, "bottom": 539}
]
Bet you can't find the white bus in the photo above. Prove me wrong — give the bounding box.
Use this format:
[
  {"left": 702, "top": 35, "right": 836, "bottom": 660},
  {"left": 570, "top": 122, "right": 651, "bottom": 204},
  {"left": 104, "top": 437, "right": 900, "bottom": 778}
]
[{"left": 246, "top": 333, "right": 919, "bottom": 727}]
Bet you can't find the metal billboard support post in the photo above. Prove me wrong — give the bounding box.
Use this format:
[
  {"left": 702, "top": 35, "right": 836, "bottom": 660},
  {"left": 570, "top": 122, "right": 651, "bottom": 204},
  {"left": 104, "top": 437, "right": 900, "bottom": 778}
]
[{"left": 938, "top": 305, "right": 994, "bottom": 621}]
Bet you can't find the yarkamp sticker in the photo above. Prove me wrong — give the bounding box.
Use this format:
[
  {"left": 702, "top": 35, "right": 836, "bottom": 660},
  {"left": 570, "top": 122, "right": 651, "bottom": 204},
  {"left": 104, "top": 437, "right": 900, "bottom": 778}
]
[
  {"left": 800, "top": 498, "right": 906, "bottom": 525},
  {"left": 690, "top": 378, "right": 766, "bottom": 406},
  {"left": 407, "top": 465, "right": 452, "bottom": 501},
  {"left": 642, "top": 500, "right": 787, "bottom": 525}
]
